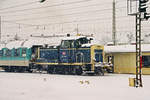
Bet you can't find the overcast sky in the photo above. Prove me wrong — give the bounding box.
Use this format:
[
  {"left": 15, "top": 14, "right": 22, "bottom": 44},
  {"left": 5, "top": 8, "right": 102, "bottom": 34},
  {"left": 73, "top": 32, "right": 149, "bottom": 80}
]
[{"left": 0, "top": 0, "right": 149, "bottom": 44}]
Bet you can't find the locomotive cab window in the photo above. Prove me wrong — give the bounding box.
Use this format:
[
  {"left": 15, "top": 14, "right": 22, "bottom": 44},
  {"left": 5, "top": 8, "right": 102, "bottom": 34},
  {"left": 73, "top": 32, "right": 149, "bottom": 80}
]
[
  {"left": 74, "top": 40, "right": 80, "bottom": 48},
  {"left": 78, "top": 38, "right": 88, "bottom": 44},
  {"left": 61, "top": 40, "right": 74, "bottom": 48},
  {"left": 94, "top": 50, "right": 103, "bottom": 62},
  {"left": 61, "top": 40, "right": 70, "bottom": 48},
  {"left": 95, "top": 53, "right": 102, "bottom": 62},
  {"left": 61, "top": 40, "right": 80, "bottom": 48}
]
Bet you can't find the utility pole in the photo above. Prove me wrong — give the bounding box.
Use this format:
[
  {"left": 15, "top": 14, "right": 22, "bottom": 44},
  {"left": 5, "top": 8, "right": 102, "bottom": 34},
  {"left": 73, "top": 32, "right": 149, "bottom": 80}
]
[
  {"left": 112, "top": 0, "right": 116, "bottom": 45},
  {"left": 127, "top": 0, "right": 150, "bottom": 88},
  {"left": 135, "top": 0, "right": 150, "bottom": 88},
  {"left": 0, "top": 16, "right": 1, "bottom": 42},
  {"left": 135, "top": 7, "right": 142, "bottom": 88},
  {"left": 76, "top": 24, "right": 79, "bottom": 34},
  {"left": 62, "top": 24, "right": 63, "bottom": 33}
]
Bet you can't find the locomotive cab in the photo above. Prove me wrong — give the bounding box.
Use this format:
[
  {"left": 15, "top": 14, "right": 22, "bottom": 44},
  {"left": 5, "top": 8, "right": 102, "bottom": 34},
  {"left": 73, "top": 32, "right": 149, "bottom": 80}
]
[{"left": 60, "top": 36, "right": 92, "bottom": 48}]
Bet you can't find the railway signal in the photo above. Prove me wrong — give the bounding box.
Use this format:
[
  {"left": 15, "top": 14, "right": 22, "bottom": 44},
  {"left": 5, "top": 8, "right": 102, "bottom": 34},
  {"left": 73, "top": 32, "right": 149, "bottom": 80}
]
[
  {"left": 144, "top": 12, "right": 150, "bottom": 20},
  {"left": 139, "top": 0, "right": 149, "bottom": 12},
  {"left": 139, "top": 0, "right": 150, "bottom": 20},
  {"left": 127, "top": 0, "right": 150, "bottom": 88}
]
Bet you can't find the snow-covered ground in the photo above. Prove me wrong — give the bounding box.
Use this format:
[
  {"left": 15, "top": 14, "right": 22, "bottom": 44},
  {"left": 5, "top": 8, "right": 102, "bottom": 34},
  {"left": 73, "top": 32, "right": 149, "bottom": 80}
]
[{"left": 0, "top": 72, "right": 150, "bottom": 100}]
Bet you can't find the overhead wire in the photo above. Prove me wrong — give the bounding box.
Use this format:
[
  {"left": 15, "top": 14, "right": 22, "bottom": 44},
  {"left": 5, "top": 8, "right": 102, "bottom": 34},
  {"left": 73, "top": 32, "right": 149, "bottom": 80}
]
[
  {"left": 30, "top": 15, "right": 128, "bottom": 26},
  {"left": 2, "top": 15, "right": 128, "bottom": 28},
  {"left": 1, "top": 2, "right": 112, "bottom": 17},
  {"left": 0, "top": 0, "right": 133, "bottom": 24},
  {"left": 0, "top": 1, "right": 38, "bottom": 11},
  {"left": 3, "top": 6, "right": 127, "bottom": 22},
  {"left": 1, "top": 9, "right": 133, "bottom": 28},
  {"left": 0, "top": 0, "right": 92, "bottom": 14},
  {"left": 4, "top": 9, "right": 113, "bottom": 22},
  {"left": 0, "top": 1, "right": 149, "bottom": 43},
  {"left": 2, "top": 20, "right": 36, "bottom": 26},
  {"left": 0, "top": 0, "right": 114, "bottom": 26},
  {"left": 0, "top": 0, "right": 149, "bottom": 21},
  {"left": 1, "top": 0, "right": 149, "bottom": 33},
  {"left": 0, "top": 0, "right": 115, "bottom": 13}
]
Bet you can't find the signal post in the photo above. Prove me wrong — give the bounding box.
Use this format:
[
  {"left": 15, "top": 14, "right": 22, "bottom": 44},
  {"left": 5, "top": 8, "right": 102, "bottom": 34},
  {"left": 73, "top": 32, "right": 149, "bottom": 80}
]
[{"left": 127, "top": 0, "right": 150, "bottom": 87}]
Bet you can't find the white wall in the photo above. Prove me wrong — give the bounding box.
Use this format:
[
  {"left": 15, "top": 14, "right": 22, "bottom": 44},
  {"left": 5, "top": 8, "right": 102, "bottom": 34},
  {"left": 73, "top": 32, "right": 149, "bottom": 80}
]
[{"left": 0, "top": 0, "right": 149, "bottom": 44}]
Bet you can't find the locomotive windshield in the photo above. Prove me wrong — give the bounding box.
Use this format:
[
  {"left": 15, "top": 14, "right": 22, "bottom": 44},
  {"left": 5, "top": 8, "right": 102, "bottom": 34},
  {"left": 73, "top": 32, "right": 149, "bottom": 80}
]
[
  {"left": 78, "top": 37, "right": 89, "bottom": 44},
  {"left": 60, "top": 40, "right": 79, "bottom": 48},
  {"left": 60, "top": 37, "right": 91, "bottom": 48}
]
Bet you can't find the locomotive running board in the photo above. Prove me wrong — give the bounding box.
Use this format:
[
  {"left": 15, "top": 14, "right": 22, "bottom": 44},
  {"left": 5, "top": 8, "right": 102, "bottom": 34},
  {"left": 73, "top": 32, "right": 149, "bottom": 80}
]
[{"left": 34, "top": 62, "right": 91, "bottom": 66}]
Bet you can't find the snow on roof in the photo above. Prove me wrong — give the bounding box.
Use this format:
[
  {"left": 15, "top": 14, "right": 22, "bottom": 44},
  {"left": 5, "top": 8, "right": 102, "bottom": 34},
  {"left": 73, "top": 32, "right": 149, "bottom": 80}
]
[
  {"left": 62, "top": 36, "right": 86, "bottom": 40},
  {"left": 0, "top": 44, "right": 5, "bottom": 50},
  {"left": 4, "top": 37, "right": 64, "bottom": 49},
  {"left": 2, "top": 35, "right": 95, "bottom": 49},
  {"left": 6, "top": 40, "right": 25, "bottom": 49},
  {"left": 105, "top": 44, "right": 150, "bottom": 53},
  {"left": 81, "top": 39, "right": 100, "bottom": 47},
  {"left": 23, "top": 37, "right": 62, "bottom": 48},
  {"left": 23, "top": 39, "right": 43, "bottom": 48}
]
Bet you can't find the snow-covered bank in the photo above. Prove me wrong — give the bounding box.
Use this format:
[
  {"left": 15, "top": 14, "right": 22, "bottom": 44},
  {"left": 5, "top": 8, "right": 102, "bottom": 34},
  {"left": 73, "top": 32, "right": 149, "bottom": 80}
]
[{"left": 0, "top": 73, "right": 149, "bottom": 100}]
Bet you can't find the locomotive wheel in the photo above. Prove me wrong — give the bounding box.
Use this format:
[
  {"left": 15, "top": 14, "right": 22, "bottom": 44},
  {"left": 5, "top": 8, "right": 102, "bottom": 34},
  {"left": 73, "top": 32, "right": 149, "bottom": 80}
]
[
  {"left": 75, "top": 66, "right": 83, "bottom": 75},
  {"left": 98, "top": 71, "right": 104, "bottom": 76},
  {"left": 4, "top": 67, "right": 11, "bottom": 72},
  {"left": 95, "top": 67, "right": 104, "bottom": 76},
  {"left": 47, "top": 66, "right": 54, "bottom": 74},
  {"left": 97, "top": 69, "right": 104, "bottom": 76}
]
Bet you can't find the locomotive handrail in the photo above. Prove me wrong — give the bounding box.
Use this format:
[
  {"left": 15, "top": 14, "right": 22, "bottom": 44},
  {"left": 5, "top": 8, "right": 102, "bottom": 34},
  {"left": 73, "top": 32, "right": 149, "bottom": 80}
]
[{"left": 76, "top": 52, "right": 84, "bottom": 63}]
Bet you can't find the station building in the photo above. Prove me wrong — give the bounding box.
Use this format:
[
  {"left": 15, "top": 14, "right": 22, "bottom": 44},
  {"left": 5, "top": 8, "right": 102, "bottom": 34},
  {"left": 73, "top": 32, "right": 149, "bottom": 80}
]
[{"left": 105, "top": 44, "right": 150, "bottom": 75}]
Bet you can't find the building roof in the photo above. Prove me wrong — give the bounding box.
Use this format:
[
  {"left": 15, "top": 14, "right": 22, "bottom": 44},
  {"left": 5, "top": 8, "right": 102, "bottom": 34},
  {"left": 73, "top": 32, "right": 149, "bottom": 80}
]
[{"left": 105, "top": 44, "right": 150, "bottom": 53}]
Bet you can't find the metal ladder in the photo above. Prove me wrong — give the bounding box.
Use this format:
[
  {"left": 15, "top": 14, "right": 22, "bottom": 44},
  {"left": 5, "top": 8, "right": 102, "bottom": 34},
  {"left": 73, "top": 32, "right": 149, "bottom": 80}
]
[{"left": 135, "top": 13, "right": 143, "bottom": 87}]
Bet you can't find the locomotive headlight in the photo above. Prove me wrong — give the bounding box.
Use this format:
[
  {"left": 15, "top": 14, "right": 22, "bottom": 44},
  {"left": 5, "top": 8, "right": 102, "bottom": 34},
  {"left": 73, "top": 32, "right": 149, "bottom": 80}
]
[{"left": 31, "top": 54, "right": 36, "bottom": 59}]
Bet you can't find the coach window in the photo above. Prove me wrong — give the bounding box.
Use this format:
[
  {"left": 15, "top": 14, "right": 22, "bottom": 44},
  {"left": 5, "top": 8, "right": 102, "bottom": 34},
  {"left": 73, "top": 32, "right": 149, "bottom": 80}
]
[
  {"left": 142, "top": 56, "right": 150, "bottom": 67},
  {"left": 0, "top": 50, "right": 3, "bottom": 56},
  {"left": 3, "top": 49, "right": 6, "bottom": 56},
  {"left": 6, "top": 49, "right": 11, "bottom": 56},
  {"left": 22, "top": 48, "right": 26, "bottom": 57},
  {"left": 4, "top": 49, "right": 10, "bottom": 56},
  {"left": 14, "top": 49, "right": 20, "bottom": 56}
]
